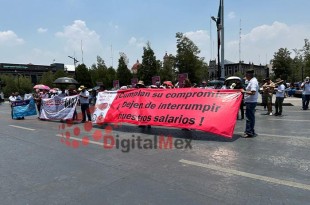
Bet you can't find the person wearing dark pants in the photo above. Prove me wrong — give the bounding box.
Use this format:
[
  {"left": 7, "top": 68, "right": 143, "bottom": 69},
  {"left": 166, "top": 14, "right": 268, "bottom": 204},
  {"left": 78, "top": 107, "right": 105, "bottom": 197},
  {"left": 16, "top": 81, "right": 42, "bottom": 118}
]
[
  {"left": 274, "top": 78, "right": 285, "bottom": 116},
  {"left": 78, "top": 85, "right": 91, "bottom": 122},
  {"left": 301, "top": 76, "right": 310, "bottom": 110},
  {"left": 242, "top": 69, "right": 259, "bottom": 138}
]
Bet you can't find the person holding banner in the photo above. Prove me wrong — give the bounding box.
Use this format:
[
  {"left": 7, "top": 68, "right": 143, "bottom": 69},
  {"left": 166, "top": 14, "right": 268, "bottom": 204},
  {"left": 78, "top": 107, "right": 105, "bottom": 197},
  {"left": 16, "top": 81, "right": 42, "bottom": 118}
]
[
  {"left": 78, "top": 85, "right": 91, "bottom": 123},
  {"left": 9, "top": 93, "right": 16, "bottom": 119},
  {"left": 242, "top": 69, "right": 259, "bottom": 138}
]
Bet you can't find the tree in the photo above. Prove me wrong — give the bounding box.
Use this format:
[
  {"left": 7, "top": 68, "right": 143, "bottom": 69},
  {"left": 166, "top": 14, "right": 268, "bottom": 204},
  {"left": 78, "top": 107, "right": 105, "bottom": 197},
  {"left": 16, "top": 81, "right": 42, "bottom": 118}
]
[
  {"left": 160, "top": 53, "right": 176, "bottom": 82},
  {"left": 53, "top": 70, "right": 67, "bottom": 80},
  {"left": 106, "top": 67, "right": 117, "bottom": 88},
  {"left": 175, "top": 32, "right": 206, "bottom": 84},
  {"left": 138, "top": 42, "right": 159, "bottom": 85},
  {"left": 302, "top": 39, "right": 310, "bottom": 79},
  {"left": 40, "top": 71, "right": 54, "bottom": 87},
  {"left": 1, "top": 74, "right": 17, "bottom": 97},
  {"left": 89, "top": 56, "right": 108, "bottom": 86},
  {"left": 116, "top": 53, "right": 132, "bottom": 86},
  {"left": 271, "top": 48, "right": 292, "bottom": 80},
  {"left": 76, "top": 64, "right": 92, "bottom": 87}
]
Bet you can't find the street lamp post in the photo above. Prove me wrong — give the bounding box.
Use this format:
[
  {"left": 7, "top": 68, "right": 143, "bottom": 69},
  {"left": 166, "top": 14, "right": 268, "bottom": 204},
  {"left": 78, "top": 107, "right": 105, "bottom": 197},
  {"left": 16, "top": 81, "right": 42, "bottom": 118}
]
[
  {"left": 211, "top": 16, "right": 221, "bottom": 79},
  {"left": 68, "top": 56, "right": 79, "bottom": 79}
]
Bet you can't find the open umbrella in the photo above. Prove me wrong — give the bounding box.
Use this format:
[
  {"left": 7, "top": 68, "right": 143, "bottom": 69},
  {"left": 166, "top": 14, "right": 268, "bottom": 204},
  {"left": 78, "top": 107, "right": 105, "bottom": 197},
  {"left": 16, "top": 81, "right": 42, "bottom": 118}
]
[
  {"left": 33, "top": 84, "right": 50, "bottom": 90},
  {"left": 53, "top": 77, "right": 78, "bottom": 84}
]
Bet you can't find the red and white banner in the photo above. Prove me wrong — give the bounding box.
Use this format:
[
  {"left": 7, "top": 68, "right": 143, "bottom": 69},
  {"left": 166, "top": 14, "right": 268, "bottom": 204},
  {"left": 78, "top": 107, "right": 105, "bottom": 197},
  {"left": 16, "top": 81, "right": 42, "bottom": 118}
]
[{"left": 92, "top": 88, "right": 242, "bottom": 138}]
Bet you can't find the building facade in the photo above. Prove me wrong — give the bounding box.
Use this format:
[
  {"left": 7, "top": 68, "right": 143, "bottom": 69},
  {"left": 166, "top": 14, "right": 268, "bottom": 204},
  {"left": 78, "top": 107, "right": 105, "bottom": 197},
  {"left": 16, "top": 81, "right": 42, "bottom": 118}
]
[
  {"left": 0, "top": 63, "right": 73, "bottom": 84},
  {"left": 208, "top": 60, "right": 268, "bottom": 80}
]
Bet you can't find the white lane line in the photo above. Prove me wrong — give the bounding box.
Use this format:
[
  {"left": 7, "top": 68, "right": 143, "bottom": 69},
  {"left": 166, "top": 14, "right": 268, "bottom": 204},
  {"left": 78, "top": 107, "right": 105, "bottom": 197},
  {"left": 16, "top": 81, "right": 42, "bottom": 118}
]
[
  {"left": 180, "top": 159, "right": 310, "bottom": 191},
  {"left": 56, "top": 134, "right": 113, "bottom": 147},
  {"left": 235, "top": 132, "right": 309, "bottom": 140},
  {"left": 267, "top": 119, "right": 310, "bottom": 122},
  {"left": 9, "top": 125, "right": 36, "bottom": 131}
]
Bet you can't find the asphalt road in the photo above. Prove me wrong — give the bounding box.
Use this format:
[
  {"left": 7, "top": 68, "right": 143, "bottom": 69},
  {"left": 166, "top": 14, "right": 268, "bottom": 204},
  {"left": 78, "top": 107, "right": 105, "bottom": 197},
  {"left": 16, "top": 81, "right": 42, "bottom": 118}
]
[{"left": 0, "top": 97, "right": 309, "bottom": 205}]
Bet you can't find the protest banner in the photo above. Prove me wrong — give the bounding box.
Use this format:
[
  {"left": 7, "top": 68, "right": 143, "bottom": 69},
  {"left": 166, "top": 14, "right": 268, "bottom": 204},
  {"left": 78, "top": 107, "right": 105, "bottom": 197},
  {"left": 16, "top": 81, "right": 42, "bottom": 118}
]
[
  {"left": 92, "top": 89, "right": 242, "bottom": 138},
  {"left": 12, "top": 98, "right": 37, "bottom": 119},
  {"left": 40, "top": 95, "right": 79, "bottom": 120}
]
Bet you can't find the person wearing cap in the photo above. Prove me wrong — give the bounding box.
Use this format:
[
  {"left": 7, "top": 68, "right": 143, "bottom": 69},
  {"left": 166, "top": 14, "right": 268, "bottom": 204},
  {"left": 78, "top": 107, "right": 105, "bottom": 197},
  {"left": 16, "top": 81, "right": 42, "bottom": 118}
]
[
  {"left": 242, "top": 69, "right": 259, "bottom": 138},
  {"left": 78, "top": 85, "right": 91, "bottom": 122},
  {"left": 301, "top": 76, "right": 310, "bottom": 110},
  {"left": 262, "top": 78, "right": 275, "bottom": 115},
  {"left": 274, "top": 78, "right": 285, "bottom": 116}
]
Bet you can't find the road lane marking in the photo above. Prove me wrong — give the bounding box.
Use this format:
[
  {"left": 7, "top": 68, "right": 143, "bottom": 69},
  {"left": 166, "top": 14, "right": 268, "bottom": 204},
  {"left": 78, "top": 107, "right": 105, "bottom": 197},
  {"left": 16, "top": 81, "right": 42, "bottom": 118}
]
[
  {"left": 267, "top": 119, "right": 310, "bottom": 122},
  {"left": 9, "top": 125, "right": 36, "bottom": 131},
  {"left": 56, "top": 134, "right": 113, "bottom": 147},
  {"left": 180, "top": 159, "right": 310, "bottom": 191},
  {"left": 235, "top": 132, "right": 309, "bottom": 140}
]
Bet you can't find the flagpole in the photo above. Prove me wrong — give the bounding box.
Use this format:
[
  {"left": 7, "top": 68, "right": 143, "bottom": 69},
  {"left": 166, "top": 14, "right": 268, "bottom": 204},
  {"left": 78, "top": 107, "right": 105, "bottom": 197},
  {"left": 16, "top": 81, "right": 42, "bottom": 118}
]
[{"left": 220, "top": 0, "right": 225, "bottom": 79}]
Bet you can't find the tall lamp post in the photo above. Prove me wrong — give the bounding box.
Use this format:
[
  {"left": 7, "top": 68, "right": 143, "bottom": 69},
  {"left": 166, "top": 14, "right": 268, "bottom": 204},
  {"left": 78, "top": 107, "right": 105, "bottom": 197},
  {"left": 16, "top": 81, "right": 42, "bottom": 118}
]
[
  {"left": 211, "top": 0, "right": 224, "bottom": 80},
  {"left": 211, "top": 16, "right": 221, "bottom": 79},
  {"left": 68, "top": 56, "right": 79, "bottom": 79}
]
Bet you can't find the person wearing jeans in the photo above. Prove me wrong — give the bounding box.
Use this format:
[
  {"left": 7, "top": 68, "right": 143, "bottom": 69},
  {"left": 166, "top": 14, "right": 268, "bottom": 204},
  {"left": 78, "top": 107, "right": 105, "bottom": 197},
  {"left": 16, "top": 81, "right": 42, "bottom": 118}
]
[
  {"left": 274, "top": 78, "right": 285, "bottom": 116},
  {"left": 78, "top": 85, "right": 91, "bottom": 122},
  {"left": 242, "top": 69, "right": 259, "bottom": 138}
]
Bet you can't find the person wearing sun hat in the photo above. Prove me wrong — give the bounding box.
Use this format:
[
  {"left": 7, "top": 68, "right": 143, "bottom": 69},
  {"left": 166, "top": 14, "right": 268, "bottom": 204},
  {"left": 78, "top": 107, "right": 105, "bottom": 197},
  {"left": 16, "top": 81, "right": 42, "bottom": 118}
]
[
  {"left": 135, "top": 80, "right": 146, "bottom": 88},
  {"left": 78, "top": 85, "right": 91, "bottom": 122},
  {"left": 274, "top": 78, "right": 285, "bottom": 116}
]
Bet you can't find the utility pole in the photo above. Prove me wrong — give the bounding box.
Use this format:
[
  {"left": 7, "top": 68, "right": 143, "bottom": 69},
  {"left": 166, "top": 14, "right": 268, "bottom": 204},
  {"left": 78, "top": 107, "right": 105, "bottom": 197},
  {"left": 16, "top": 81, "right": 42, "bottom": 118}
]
[
  {"left": 68, "top": 56, "right": 79, "bottom": 79},
  {"left": 220, "top": 0, "right": 225, "bottom": 79}
]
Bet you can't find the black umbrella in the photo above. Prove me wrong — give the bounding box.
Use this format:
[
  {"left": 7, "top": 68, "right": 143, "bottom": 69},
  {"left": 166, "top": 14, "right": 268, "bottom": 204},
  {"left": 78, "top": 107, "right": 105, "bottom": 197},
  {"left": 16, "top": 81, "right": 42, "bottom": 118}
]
[{"left": 53, "top": 77, "right": 79, "bottom": 84}]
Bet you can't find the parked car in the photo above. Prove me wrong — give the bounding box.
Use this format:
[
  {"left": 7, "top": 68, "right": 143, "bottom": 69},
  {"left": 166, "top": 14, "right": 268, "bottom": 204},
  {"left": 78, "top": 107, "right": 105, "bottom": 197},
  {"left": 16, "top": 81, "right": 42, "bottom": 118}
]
[
  {"left": 224, "top": 76, "right": 243, "bottom": 89},
  {"left": 207, "top": 80, "right": 224, "bottom": 89}
]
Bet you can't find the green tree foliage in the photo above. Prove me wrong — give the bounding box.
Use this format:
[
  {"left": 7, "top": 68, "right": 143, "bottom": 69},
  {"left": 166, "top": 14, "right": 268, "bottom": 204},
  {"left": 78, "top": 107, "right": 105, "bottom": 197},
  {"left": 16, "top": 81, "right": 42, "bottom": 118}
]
[
  {"left": 40, "top": 71, "right": 54, "bottom": 87},
  {"left": 89, "top": 56, "right": 108, "bottom": 87},
  {"left": 160, "top": 53, "right": 176, "bottom": 82},
  {"left": 302, "top": 39, "right": 310, "bottom": 78},
  {"left": 138, "top": 42, "right": 159, "bottom": 85},
  {"left": 76, "top": 64, "right": 92, "bottom": 87},
  {"left": 271, "top": 48, "right": 292, "bottom": 80},
  {"left": 175, "top": 32, "right": 206, "bottom": 84},
  {"left": 106, "top": 67, "right": 117, "bottom": 88},
  {"left": 116, "top": 54, "right": 132, "bottom": 86},
  {"left": 53, "top": 69, "right": 67, "bottom": 80},
  {"left": 0, "top": 74, "right": 32, "bottom": 96}
]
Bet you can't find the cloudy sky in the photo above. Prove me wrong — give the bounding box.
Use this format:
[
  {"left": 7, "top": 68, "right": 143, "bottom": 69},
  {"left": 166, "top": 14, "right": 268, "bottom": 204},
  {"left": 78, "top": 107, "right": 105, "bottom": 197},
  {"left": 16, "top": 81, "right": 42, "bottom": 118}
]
[{"left": 1, "top": 0, "right": 310, "bottom": 68}]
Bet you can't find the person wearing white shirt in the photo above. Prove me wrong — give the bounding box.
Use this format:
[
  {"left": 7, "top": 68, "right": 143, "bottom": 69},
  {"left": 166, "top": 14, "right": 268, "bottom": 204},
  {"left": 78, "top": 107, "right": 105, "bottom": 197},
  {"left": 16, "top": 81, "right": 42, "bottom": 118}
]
[
  {"left": 78, "top": 85, "right": 91, "bottom": 122},
  {"left": 9, "top": 93, "right": 16, "bottom": 119},
  {"left": 242, "top": 69, "right": 259, "bottom": 138},
  {"left": 274, "top": 78, "right": 285, "bottom": 116},
  {"left": 301, "top": 76, "right": 310, "bottom": 110}
]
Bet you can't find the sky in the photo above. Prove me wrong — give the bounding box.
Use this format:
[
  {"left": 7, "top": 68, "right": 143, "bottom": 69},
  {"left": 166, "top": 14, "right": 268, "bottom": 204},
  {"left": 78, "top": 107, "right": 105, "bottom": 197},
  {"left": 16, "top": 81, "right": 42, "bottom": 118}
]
[{"left": 1, "top": 0, "right": 310, "bottom": 69}]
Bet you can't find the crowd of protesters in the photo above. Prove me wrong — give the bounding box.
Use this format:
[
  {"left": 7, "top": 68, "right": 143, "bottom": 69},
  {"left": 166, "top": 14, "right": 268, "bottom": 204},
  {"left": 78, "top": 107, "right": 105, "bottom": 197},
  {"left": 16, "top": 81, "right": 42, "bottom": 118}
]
[{"left": 6, "top": 73, "right": 309, "bottom": 139}]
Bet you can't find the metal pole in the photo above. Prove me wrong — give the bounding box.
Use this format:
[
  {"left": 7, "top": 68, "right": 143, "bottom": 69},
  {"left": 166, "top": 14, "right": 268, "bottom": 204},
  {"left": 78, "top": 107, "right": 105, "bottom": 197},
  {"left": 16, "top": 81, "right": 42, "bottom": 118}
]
[
  {"left": 220, "top": 0, "right": 225, "bottom": 79},
  {"left": 217, "top": 29, "right": 221, "bottom": 79}
]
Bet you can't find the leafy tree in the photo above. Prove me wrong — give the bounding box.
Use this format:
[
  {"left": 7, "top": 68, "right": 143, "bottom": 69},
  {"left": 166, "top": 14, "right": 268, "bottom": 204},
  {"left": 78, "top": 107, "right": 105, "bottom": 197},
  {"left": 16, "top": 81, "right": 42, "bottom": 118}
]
[
  {"left": 53, "top": 69, "right": 67, "bottom": 80},
  {"left": 40, "top": 71, "right": 54, "bottom": 87},
  {"left": 138, "top": 42, "right": 159, "bottom": 85},
  {"left": 116, "top": 54, "right": 132, "bottom": 86},
  {"left": 1, "top": 74, "right": 17, "bottom": 97},
  {"left": 302, "top": 39, "right": 310, "bottom": 79},
  {"left": 160, "top": 53, "right": 176, "bottom": 82},
  {"left": 18, "top": 76, "right": 33, "bottom": 95},
  {"left": 271, "top": 48, "right": 292, "bottom": 80},
  {"left": 75, "top": 64, "right": 92, "bottom": 87},
  {"left": 175, "top": 32, "right": 206, "bottom": 83},
  {"left": 106, "top": 67, "right": 117, "bottom": 88},
  {"left": 89, "top": 56, "right": 108, "bottom": 87}
]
